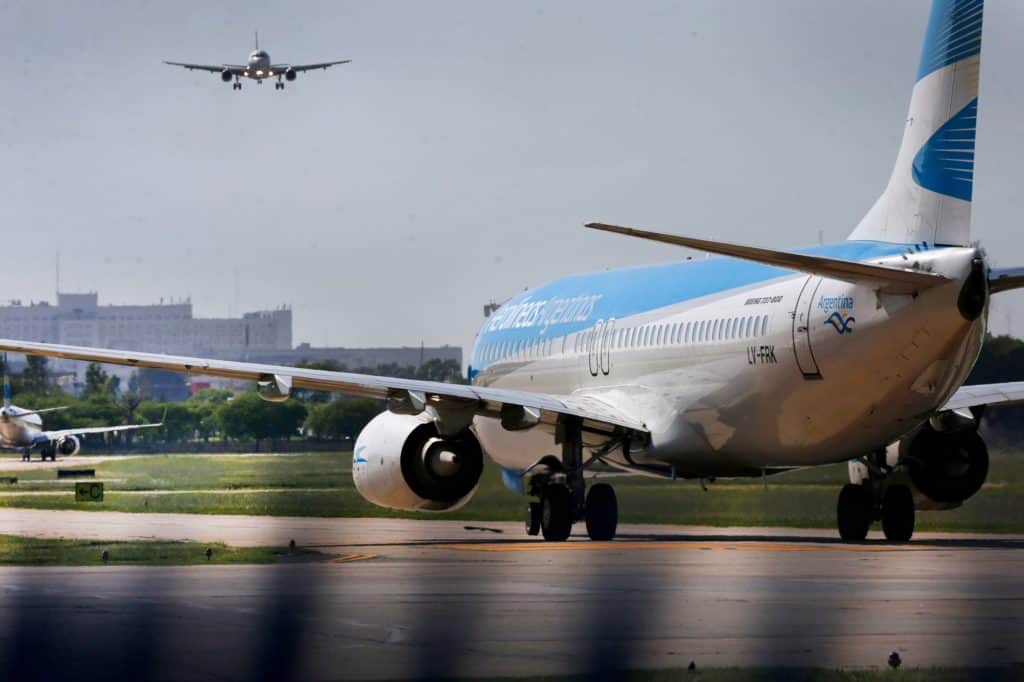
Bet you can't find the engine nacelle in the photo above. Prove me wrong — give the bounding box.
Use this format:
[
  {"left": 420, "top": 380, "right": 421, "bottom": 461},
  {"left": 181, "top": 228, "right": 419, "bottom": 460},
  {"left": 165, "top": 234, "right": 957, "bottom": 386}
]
[
  {"left": 353, "top": 411, "right": 483, "bottom": 511},
  {"left": 901, "top": 425, "right": 989, "bottom": 506},
  {"left": 285, "top": 68, "right": 297, "bottom": 82},
  {"left": 57, "top": 435, "right": 80, "bottom": 456},
  {"left": 221, "top": 69, "right": 233, "bottom": 82},
  {"left": 256, "top": 374, "right": 292, "bottom": 402}
]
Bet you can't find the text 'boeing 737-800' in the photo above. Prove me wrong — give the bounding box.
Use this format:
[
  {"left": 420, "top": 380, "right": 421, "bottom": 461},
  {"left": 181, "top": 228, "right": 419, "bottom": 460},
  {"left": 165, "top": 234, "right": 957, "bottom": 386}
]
[
  {"left": 164, "top": 32, "right": 350, "bottom": 90},
  {"left": 9, "top": 0, "right": 1019, "bottom": 542}
]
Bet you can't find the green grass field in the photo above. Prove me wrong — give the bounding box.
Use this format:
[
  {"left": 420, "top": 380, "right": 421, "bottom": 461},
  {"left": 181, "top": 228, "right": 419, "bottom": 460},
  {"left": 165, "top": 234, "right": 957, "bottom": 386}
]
[
  {"left": 0, "top": 534, "right": 307, "bottom": 566},
  {"left": 1, "top": 450, "right": 1024, "bottom": 532}
]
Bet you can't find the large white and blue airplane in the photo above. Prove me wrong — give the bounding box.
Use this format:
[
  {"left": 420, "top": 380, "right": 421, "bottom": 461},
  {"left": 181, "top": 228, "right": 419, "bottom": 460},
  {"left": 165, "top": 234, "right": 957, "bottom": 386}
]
[{"left": 2, "top": 0, "right": 1017, "bottom": 541}]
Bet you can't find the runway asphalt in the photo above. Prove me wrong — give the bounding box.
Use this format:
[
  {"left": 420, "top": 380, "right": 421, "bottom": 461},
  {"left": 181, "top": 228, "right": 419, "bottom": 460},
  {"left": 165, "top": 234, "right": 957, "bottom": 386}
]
[{"left": 1, "top": 509, "right": 1022, "bottom": 680}]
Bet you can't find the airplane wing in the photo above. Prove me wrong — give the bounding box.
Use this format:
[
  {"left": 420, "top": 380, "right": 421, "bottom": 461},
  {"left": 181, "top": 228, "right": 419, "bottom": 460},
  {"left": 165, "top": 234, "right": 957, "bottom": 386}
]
[
  {"left": 163, "top": 61, "right": 242, "bottom": 73},
  {"left": 38, "top": 421, "right": 163, "bottom": 443},
  {"left": 585, "top": 222, "right": 952, "bottom": 296},
  {"left": 272, "top": 60, "right": 351, "bottom": 73},
  {"left": 0, "top": 340, "right": 648, "bottom": 436},
  {"left": 942, "top": 382, "right": 1024, "bottom": 412}
]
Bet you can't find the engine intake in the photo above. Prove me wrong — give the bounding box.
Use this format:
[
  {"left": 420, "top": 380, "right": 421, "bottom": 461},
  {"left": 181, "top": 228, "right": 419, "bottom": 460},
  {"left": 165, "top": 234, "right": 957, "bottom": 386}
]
[
  {"left": 57, "top": 435, "right": 80, "bottom": 456},
  {"left": 353, "top": 411, "right": 483, "bottom": 511},
  {"left": 285, "top": 68, "right": 297, "bottom": 82},
  {"left": 221, "top": 69, "right": 233, "bottom": 82},
  {"left": 902, "top": 426, "right": 989, "bottom": 505}
]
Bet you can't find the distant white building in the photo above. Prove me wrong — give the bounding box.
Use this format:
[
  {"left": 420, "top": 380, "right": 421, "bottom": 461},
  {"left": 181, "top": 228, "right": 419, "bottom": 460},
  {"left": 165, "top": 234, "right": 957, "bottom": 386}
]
[
  {"left": 0, "top": 293, "right": 462, "bottom": 391},
  {"left": 0, "top": 293, "right": 291, "bottom": 358}
]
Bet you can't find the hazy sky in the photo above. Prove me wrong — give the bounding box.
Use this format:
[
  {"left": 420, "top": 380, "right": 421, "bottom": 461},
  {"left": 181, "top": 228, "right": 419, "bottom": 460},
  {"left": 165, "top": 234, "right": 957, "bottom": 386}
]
[{"left": 3, "top": 1, "right": 1024, "bottom": 356}]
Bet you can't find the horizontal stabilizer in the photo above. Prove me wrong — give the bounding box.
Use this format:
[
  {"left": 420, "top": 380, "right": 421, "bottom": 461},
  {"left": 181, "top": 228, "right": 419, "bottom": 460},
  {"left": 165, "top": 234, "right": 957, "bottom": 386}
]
[
  {"left": 988, "top": 267, "right": 1024, "bottom": 294},
  {"left": 12, "top": 406, "right": 69, "bottom": 418},
  {"left": 585, "top": 222, "right": 951, "bottom": 295}
]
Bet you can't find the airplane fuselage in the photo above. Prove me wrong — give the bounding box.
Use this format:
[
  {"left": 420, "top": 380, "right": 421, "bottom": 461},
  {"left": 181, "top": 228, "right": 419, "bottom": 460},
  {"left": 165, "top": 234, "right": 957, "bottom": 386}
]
[
  {"left": 469, "top": 241, "right": 984, "bottom": 478},
  {"left": 242, "top": 50, "right": 274, "bottom": 81}
]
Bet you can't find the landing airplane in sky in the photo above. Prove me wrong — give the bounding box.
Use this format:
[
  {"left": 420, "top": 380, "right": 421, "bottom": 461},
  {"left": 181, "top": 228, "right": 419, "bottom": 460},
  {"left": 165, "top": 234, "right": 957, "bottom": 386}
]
[
  {"left": 164, "top": 32, "right": 350, "bottom": 90},
  {"left": 0, "top": 362, "right": 162, "bottom": 462},
  {"left": 3, "top": 0, "right": 1015, "bottom": 541}
]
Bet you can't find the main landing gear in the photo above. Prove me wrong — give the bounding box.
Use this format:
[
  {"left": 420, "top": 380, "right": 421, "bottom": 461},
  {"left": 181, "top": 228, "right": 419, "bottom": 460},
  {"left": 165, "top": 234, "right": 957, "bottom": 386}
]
[
  {"left": 836, "top": 451, "right": 915, "bottom": 542},
  {"left": 232, "top": 81, "right": 242, "bottom": 91},
  {"left": 275, "top": 80, "right": 285, "bottom": 90},
  {"left": 524, "top": 418, "right": 621, "bottom": 542}
]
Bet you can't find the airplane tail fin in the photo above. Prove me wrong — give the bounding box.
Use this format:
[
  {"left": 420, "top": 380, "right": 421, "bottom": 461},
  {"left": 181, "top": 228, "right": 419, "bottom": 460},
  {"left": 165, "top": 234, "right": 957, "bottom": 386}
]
[
  {"left": 849, "top": 0, "right": 983, "bottom": 247},
  {"left": 255, "top": 30, "right": 259, "bottom": 50},
  {"left": 2, "top": 353, "right": 10, "bottom": 408}
]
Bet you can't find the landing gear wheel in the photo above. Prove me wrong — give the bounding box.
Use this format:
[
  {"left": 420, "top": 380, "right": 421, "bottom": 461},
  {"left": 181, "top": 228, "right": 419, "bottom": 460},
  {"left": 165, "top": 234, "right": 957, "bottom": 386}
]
[
  {"left": 585, "top": 483, "right": 618, "bottom": 541},
  {"left": 540, "top": 485, "right": 572, "bottom": 541},
  {"left": 525, "top": 502, "right": 541, "bottom": 536},
  {"left": 882, "top": 484, "right": 915, "bottom": 542},
  {"left": 837, "top": 483, "right": 872, "bottom": 542}
]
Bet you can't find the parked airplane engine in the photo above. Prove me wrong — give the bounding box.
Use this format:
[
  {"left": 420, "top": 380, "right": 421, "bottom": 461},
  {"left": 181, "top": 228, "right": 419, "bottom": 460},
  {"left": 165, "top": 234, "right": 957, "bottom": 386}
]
[
  {"left": 221, "top": 69, "right": 233, "bottom": 82},
  {"left": 57, "top": 435, "right": 80, "bottom": 456},
  {"left": 353, "top": 411, "right": 483, "bottom": 512},
  {"left": 285, "top": 68, "right": 297, "bottom": 82},
  {"left": 900, "top": 425, "right": 989, "bottom": 506}
]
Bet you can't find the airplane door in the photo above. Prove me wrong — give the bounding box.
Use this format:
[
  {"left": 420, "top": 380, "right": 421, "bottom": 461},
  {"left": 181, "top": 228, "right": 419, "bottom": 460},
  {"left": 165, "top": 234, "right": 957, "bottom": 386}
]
[
  {"left": 792, "top": 276, "right": 823, "bottom": 379},
  {"left": 600, "top": 318, "right": 615, "bottom": 376},
  {"left": 588, "top": 319, "right": 604, "bottom": 377}
]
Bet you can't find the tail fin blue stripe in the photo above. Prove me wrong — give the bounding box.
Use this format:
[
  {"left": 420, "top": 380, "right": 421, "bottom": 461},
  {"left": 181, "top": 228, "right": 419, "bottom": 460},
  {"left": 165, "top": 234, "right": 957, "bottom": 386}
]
[
  {"left": 917, "top": 0, "right": 983, "bottom": 80},
  {"left": 912, "top": 98, "right": 978, "bottom": 201}
]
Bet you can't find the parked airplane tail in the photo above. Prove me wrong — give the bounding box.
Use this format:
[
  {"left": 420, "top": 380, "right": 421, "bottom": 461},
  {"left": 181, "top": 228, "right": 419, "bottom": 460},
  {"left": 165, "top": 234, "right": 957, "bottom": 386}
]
[
  {"left": 1, "top": 353, "right": 9, "bottom": 408},
  {"left": 849, "top": 0, "right": 982, "bottom": 247}
]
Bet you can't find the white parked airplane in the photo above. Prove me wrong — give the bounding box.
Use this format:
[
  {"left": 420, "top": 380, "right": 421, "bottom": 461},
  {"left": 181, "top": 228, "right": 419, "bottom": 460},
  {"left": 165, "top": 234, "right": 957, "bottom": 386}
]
[
  {"left": 164, "top": 32, "right": 350, "bottom": 90},
  {"left": 3, "top": 0, "right": 1014, "bottom": 540},
  {"left": 0, "top": 362, "right": 162, "bottom": 461}
]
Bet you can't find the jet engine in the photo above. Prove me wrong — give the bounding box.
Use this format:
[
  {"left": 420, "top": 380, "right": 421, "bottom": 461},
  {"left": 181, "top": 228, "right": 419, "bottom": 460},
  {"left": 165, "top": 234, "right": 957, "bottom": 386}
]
[
  {"left": 285, "top": 68, "right": 297, "bottom": 82},
  {"left": 900, "top": 425, "right": 989, "bottom": 506},
  {"left": 353, "top": 411, "right": 484, "bottom": 512},
  {"left": 57, "top": 435, "right": 81, "bottom": 456},
  {"left": 221, "top": 69, "right": 233, "bottom": 82}
]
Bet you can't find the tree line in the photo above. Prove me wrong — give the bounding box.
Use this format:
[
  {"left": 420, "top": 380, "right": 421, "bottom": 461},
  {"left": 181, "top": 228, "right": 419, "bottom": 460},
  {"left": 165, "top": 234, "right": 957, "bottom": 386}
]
[{"left": 9, "top": 356, "right": 464, "bottom": 447}]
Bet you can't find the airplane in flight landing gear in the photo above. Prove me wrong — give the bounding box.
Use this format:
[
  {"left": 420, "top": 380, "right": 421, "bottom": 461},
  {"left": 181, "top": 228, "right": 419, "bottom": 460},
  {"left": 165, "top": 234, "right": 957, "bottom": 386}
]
[
  {"left": 164, "top": 31, "right": 350, "bottom": 91},
  {"left": 5, "top": 0, "right": 1020, "bottom": 543}
]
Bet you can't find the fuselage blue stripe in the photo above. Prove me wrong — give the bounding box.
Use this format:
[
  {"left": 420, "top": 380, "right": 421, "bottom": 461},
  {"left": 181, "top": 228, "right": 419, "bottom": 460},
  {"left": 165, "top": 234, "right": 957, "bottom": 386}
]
[{"left": 470, "top": 240, "right": 932, "bottom": 372}]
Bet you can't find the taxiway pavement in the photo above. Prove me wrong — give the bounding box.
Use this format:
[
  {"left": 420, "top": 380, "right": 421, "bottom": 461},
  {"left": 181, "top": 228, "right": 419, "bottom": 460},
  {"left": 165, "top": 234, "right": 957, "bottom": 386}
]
[{"left": 0, "top": 510, "right": 1021, "bottom": 679}]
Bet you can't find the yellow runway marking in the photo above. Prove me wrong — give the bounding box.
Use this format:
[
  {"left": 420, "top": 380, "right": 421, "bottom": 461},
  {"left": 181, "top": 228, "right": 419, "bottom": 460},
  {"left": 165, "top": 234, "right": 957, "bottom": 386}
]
[
  {"left": 439, "top": 541, "right": 944, "bottom": 553},
  {"left": 328, "top": 552, "right": 377, "bottom": 564}
]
